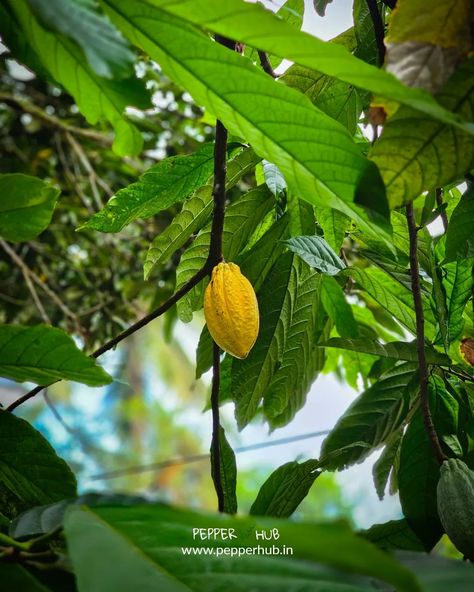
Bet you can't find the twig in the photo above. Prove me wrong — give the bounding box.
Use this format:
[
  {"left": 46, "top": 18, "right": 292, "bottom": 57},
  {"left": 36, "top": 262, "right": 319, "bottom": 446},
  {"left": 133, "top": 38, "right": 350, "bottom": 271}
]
[
  {"left": 406, "top": 203, "right": 447, "bottom": 465},
  {"left": 0, "top": 238, "right": 50, "bottom": 323},
  {"left": 0, "top": 238, "right": 84, "bottom": 335},
  {"left": 0, "top": 92, "right": 112, "bottom": 146},
  {"left": 365, "top": 0, "right": 386, "bottom": 65},
  {"left": 257, "top": 51, "right": 278, "bottom": 78},
  {"left": 435, "top": 187, "right": 448, "bottom": 233},
  {"left": 6, "top": 265, "right": 210, "bottom": 412}
]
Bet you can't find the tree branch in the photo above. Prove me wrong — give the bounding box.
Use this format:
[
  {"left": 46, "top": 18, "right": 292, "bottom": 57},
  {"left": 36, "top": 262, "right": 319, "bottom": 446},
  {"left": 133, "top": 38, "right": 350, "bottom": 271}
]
[
  {"left": 406, "top": 203, "right": 447, "bottom": 465},
  {"left": 257, "top": 51, "right": 278, "bottom": 78},
  {"left": 366, "top": 0, "right": 386, "bottom": 65},
  {"left": 0, "top": 92, "right": 112, "bottom": 146},
  {"left": 207, "top": 34, "right": 236, "bottom": 513},
  {"left": 6, "top": 264, "right": 210, "bottom": 412}
]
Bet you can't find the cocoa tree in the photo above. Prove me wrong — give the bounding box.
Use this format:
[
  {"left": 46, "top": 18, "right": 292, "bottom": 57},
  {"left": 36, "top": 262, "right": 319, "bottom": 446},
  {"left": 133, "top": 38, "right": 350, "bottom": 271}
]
[{"left": 0, "top": 0, "right": 474, "bottom": 590}]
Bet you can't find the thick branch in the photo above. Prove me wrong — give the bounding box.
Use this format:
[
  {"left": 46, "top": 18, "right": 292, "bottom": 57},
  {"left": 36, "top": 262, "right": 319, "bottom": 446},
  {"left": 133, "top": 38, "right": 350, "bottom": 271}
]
[
  {"left": 0, "top": 92, "right": 112, "bottom": 146},
  {"left": 406, "top": 203, "right": 447, "bottom": 465},
  {"left": 366, "top": 0, "right": 386, "bottom": 65}
]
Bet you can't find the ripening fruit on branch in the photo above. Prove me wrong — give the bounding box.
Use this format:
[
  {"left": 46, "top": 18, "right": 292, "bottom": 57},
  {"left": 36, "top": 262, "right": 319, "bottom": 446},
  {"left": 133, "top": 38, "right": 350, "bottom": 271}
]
[
  {"left": 437, "top": 458, "right": 474, "bottom": 560},
  {"left": 204, "top": 262, "right": 259, "bottom": 359}
]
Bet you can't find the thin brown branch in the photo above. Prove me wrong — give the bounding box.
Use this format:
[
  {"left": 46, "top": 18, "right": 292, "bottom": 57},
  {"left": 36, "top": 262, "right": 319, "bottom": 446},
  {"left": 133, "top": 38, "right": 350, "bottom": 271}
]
[
  {"left": 406, "top": 203, "right": 448, "bottom": 465},
  {"left": 365, "top": 0, "right": 386, "bottom": 65},
  {"left": 257, "top": 51, "right": 278, "bottom": 78},
  {"left": 0, "top": 238, "right": 85, "bottom": 335},
  {"left": 6, "top": 264, "right": 210, "bottom": 412},
  {"left": 0, "top": 92, "right": 112, "bottom": 146},
  {"left": 0, "top": 238, "right": 50, "bottom": 323},
  {"left": 435, "top": 187, "right": 448, "bottom": 233}
]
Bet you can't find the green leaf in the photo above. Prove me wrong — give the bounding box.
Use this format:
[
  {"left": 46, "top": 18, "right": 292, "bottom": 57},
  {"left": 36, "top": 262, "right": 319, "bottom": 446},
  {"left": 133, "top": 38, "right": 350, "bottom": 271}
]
[
  {"left": 27, "top": 0, "right": 135, "bottom": 79},
  {"left": 8, "top": 0, "right": 149, "bottom": 156},
  {"left": 398, "top": 376, "right": 458, "bottom": 550},
  {"left": 320, "top": 363, "right": 417, "bottom": 470},
  {"left": 352, "top": 0, "right": 382, "bottom": 66},
  {"left": 445, "top": 184, "right": 474, "bottom": 263},
  {"left": 348, "top": 267, "right": 437, "bottom": 338},
  {"left": 195, "top": 325, "right": 213, "bottom": 379},
  {"left": 281, "top": 65, "right": 363, "bottom": 134},
  {"left": 144, "top": 148, "right": 260, "bottom": 279},
  {"left": 286, "top": 235, "right": 345, "bottom": 276},
  {"left": 443, "top": 258, "right": 474, "bottom": 344},
  {"left": 82, "top": 143, "right": 222, "bottom": 233},
  {"left": 359, "top": 519, "right": 425, "bottom": 552},
  {"left": 0, "top": 411, "right": 77, "bottom": 518},
  {"left": 10, "top": 499, "right": 70, "bottom": 539},
  {"left": 287, "top": 191, "right": 316, "bottom": 236},
  {"left": 102, "top": 0, "right": 392, "bottom": 243},
  {"left": 0, "top": 564, "right": 51, "bottom": 592},
  {"left": 321, "top": 276, "right": 359, "bottom": 338},
  {"left": 0, "top": 174, "right": 59, "bottom": 242},
  {"left": 64, "top": 504, "right": 421, "bottom": 592},
  {"left": 321, "top": 337, "right": 450, "bottom": 365},
  {"left": 142, "top": 0, "right": 474, "bottom": 133},
  {"left": 176, "top": 186, "right": 274, "bottom": 322},
  {"left": 232, "top": 253, "right": 325, "bottom": 429},
  {"left": 0, "top": 325, "right": 112, "bottom": 386},
  {"left": 250, "top": 460, "right": 319, "bottom": 517},
  {"left": 369, "top": 59, "right": 474, "bottom": 208},
  {"left": 313, "top": 0, "right": 333, "bottom": 17},
  {"left": 261, "top": 160, "right": 286, "bottom": 197},
  {"left": 396, "top": 551, "right": 474, "bottom": 592},
  {"left": 211, "top": 427, "right": 237, "bottom": 515},
  {"left": 315, "top": 207, "right": 348, "bottom": 252},
  {"left": 372, "top": 428, "right": 403, "bottom": 500}
]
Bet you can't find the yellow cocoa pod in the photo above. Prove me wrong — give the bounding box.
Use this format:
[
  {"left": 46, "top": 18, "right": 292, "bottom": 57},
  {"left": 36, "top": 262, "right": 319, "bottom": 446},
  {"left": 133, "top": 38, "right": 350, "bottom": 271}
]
[{"left": 204, "top": 262, "right": 259, "bottom": 359}]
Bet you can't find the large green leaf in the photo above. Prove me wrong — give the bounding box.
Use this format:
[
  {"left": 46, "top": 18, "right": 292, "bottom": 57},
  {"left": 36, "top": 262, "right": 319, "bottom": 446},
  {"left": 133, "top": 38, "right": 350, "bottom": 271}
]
[
  {"left": 0, "top": 411, "right": 77, "bottom": 518},
  {"left": 64, "top": 504, "right": 421, "bottom": 592},
  {"left": 101, "top": 0, "right": 392, "bottom": 244},
  {"left": 348, "top": 267, "right": 437, "bottom": 338},
  {"left": 0, "top": 174, "right": 60, "bottom": 242},
  {"left": 0, "top": 325, "right": 112, "bottom": 386},
  {"left": 321, "top": 337, "right": 450, "bottom": 365},
  {"left": 27, "top": 0, "right": 135, "bottom": 79},
  {"left": 445, "top": 184, "right": 474, "bottom": 263},
  {"left": 398, "top": 377, "right": 458, "bottom": 550},
  {"left": 320, "top": 276, "right": 359, "bottom": 338},
  {"left": 360, "top": 519, "right": 425, "bottom": 552},
  {"left": 443, "top": 258, "right": 474, "bottom": 345},
  {"left": 372, "top": 428, "right": 403, "bottom": 500},
  {"left": 0, "top": 565, "right": 51, "bottom": 592},
  {"left": 250, "top": 460, "right": 319, "bottom": 518},
  {"left": 396, "top": 551, "right": 474, "bottom": 592},
  {"left": 370, "top": 59, "right": 474, "bottom": 207},
  {"left": 211, "top": 427, "right": 237, "bottom": 515},
  {"left": 316, "top": 207, "right": 349, "bottom": 252},
  {"left": 176, "top": 186, "right": 274, "bottom": 322},
  {"left": 286, "top": 235, "right": 345, "bottom": 276},
  {"left": 144, "top": 148, "right": 260, "bottom": 279},
  {"left": 231, "top": 253, "right": 324, "bottom": 429},
  {"left": 8, "top": 0, "right": 149, "bottom": 156},
  {"left": 281, "top": 65, "right": 363, "bottom": 134},
  {"left": 320, "top": 363, "right": 417, "bottom": 470},
  {"left": 141, "top": 0, "right": 473, "bottom": 133},
  {"left": 82, "top": 143, "right": 225, "bottom": 233}
]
